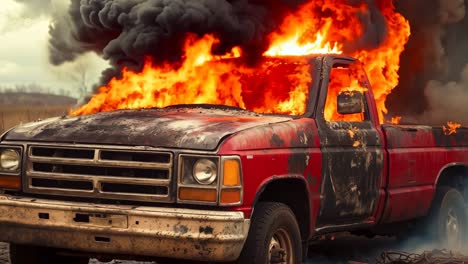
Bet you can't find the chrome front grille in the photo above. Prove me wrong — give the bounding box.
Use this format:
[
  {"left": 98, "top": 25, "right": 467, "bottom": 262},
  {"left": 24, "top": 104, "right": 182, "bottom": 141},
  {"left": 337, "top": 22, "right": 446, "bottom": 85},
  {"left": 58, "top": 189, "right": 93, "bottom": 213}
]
[{"left": 25, "top": 145, "right": 174, "bottom": 203}]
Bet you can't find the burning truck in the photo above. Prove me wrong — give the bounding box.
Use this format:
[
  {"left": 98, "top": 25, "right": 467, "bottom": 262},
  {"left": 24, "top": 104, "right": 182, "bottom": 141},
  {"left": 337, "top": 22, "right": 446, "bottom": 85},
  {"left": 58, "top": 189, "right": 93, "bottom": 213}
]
[{"left": 0, "top": 0, "right": 467, "bottom": 263}]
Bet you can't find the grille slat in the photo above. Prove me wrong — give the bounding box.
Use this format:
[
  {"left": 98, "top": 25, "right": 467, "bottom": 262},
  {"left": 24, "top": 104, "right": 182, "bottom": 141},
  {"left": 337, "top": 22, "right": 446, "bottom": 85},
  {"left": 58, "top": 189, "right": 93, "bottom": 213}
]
[
  {"left": 31, "top": 178, "right": 94, "bottom": 191},
  {"left": 100, "top": 183, "right": 168, "bottom": 196},
  {"left": 25, "top": 145, "right": 174, "bottom": 203},
  {"left": 32, "top": 163, "right": 170, "bottom": 180},
  {"left": 29, "top": 156, "right": 172, "bottom": 169},
  {"left": 28, "top": 172, "right": 170, "bottom": 186}
]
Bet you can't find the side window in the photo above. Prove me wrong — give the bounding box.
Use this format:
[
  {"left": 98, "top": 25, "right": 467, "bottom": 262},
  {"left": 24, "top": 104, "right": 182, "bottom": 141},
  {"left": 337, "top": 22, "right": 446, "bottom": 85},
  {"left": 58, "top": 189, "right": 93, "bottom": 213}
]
[{"left": 324, "top": 62, "right": 369, "bottom": 122}]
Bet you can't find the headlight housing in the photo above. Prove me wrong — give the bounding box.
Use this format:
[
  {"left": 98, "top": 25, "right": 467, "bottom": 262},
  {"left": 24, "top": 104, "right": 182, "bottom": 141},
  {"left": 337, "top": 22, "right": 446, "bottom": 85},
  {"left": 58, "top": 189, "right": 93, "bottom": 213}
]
[
  {"left": 0, "top": 146, "right": 22, "bottom": 191},
  {"left": 178, "top": 155, "right": 242, "bottom": 206},
  {"left": 193, "top": 159, "right": 218, "bottom": 185},
  {"left": 0, "top": 149, "right": 20, "bottom": 172}
]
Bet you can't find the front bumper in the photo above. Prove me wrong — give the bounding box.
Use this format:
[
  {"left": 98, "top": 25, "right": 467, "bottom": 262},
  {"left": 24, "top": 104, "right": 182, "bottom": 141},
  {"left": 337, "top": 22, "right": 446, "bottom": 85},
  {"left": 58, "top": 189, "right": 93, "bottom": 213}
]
[{"left": 0, "top": 195, "right": 250, "bottom": 261}]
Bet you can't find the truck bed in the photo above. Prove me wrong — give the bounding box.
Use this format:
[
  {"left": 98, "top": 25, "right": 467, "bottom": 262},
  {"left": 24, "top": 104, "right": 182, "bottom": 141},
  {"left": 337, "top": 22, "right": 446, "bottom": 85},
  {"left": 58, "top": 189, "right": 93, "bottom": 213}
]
[{"left": 380, "top": 124, "right": 468, "bottom": 223}]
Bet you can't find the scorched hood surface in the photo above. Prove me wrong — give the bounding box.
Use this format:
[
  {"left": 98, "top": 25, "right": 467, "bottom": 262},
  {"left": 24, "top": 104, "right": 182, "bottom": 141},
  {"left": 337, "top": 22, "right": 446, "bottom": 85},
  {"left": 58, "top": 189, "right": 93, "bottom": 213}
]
[{"left": 3, "top": 107, "right": 292, "bottom": 150}]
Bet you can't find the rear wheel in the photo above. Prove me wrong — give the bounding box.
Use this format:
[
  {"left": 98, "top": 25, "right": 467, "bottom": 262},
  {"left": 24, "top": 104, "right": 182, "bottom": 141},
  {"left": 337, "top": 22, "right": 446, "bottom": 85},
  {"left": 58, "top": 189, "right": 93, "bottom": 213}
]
[
  {"left": 238, "top": 202, "right": 302, "bottom": 264},
  {"left": 428, "top": 187, "right": 467, "bottom": 250},
  {"left": 9, "top": 244, "right": 89, "bottom": 264}
]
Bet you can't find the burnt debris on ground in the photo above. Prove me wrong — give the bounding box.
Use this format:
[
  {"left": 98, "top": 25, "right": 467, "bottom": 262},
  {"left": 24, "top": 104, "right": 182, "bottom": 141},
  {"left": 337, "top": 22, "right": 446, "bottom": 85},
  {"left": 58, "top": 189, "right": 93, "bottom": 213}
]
[{"left": 376, "top": 250, "right": 468, "bottom": 264}]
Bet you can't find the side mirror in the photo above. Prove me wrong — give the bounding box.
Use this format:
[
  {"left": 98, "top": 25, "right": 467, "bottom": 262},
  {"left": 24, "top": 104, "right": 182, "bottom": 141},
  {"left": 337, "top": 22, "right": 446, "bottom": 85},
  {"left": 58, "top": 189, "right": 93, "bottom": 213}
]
[{"left": 337, "top": 91, "right": 364, "bottom": 115}]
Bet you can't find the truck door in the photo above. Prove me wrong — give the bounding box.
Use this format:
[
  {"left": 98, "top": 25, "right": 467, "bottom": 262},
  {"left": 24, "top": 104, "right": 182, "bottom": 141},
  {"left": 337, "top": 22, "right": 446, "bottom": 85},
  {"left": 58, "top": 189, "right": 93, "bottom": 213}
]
[{"left": 315, "top": 58, "right": 385, "bottom": 227}]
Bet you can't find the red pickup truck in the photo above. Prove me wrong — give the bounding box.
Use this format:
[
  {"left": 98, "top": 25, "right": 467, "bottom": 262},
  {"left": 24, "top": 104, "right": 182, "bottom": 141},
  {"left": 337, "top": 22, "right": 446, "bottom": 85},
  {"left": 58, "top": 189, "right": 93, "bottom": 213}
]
[{"left": 0, "top": 55, "right": 466, "bottom": 264}]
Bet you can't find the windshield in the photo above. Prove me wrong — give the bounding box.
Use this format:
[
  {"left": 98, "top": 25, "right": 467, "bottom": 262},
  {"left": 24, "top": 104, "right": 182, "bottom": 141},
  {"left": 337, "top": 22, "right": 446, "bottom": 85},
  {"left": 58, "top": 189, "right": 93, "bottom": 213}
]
[
  {"left": 233, "top": 58, "right": 312, "bottom": 116},
  {"left": 71, "top": 57, "right": 313, "bottom": 117}
]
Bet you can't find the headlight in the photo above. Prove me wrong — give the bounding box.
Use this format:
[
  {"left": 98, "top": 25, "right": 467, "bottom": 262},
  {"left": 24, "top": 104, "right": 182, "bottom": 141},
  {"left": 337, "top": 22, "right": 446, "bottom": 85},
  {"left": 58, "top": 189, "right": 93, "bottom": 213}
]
[
  {"left": 193, "top": 159, "right": 218, "bottom": 185},
  {"left": 0, "top": 149, "right": 20, "bottom": 171}
]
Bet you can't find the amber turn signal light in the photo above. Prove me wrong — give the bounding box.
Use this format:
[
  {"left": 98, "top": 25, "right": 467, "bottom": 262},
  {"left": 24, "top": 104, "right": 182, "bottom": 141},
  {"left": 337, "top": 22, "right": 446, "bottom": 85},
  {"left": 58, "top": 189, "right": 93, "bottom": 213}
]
[
  {"left": 179, "top": 187, "right": 217, "bottom": 202},
  {"left": 0, "top": 175, "right": 21, "bottom": 190},
  {"left": 223, "top": 159, "right": 241, "bottom": 187},
  {"left": 220, "top": 189, "right": 241, "bottom": 204}
]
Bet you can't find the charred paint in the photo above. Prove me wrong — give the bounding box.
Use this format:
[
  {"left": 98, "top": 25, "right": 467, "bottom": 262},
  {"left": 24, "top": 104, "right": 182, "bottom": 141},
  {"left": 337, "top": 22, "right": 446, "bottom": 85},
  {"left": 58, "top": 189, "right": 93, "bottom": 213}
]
[
  {"left": 312, "top": 57, "right": 386, "bottom": 227},
  {"left": 315, "top": 120, "right": 384, "bottom": 226},
  {"left": 219, "top": 118, "right": 320, "bottom": 151},
  {"left": 270, "top": 133, "right": 285, "bottom": 147},
  {"left": 383, "top": 125, "right": 468, "bottom": 148},
  {"left": 383, "top": 125, "right": 437, "bottom": 149},
  {"left": 287, "top": 125, "right": 313, "bottom": 174},
  {"left": 319, "top": 123, "right": 383, "bottom": 224},
  {"left": 433, "top": 127, "right": 468, "bottom": 148},
  {"left": 3, "top": 107, "right": 290, "bottom": 151},
  {"left": 287, "top": 153, "right": 309, "bottom": 174},
  {"left": 307, "top": 172, "right": 318, "bottom": 186}
]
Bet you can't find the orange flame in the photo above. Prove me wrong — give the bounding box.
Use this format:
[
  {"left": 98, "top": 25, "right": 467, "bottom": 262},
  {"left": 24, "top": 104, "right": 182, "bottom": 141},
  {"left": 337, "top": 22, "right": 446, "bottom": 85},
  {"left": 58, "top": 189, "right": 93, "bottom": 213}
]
[
  {"left": 443, "top": 121, "right": 462, "bottom": 135},
  {"left": 71, "top": 34, "right": 312, "bottom": 116},
  {"left": 391, "top": 116, "right": 402, "bottom": 125},
  {"left": 72, "top": 0, "right": 411, "bottom": 123}
]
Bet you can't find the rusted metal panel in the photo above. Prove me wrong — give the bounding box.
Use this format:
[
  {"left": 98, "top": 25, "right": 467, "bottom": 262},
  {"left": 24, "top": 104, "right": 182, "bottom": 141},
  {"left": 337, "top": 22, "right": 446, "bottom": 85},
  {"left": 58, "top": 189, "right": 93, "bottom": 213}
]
[
  {"left": 3, "top": 108, "right": 291, "bottom": 151},
  {"left": 0, "top": 195, "right": 249, "bottom": 262}
]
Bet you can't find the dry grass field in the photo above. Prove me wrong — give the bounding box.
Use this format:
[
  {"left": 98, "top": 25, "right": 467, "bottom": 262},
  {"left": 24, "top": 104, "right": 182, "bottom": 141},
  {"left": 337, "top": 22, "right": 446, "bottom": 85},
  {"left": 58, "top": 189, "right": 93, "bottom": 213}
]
[
  {"left": 0, "top": 105, "right": 72, "bottom": 134},
  {"left": 0, "top": 92, "right": 76, "bottom": 134}
]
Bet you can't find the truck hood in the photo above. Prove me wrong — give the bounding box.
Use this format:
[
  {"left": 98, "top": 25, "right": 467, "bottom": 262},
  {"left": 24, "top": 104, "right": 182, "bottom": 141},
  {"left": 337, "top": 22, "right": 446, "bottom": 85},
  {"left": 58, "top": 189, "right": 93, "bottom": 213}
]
[{"left": 3, "top": 108, "right": 291, "bottom": 150}]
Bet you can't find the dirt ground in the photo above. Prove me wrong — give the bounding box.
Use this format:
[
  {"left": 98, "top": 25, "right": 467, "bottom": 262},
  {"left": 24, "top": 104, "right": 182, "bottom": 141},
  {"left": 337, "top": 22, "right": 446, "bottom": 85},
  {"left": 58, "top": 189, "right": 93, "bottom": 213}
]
[
  {"left": 0, "top": 234, "right": 452, "bottom": 264},
  {"left": 0, "top": 235, "right": 402, "bottom": 264}
]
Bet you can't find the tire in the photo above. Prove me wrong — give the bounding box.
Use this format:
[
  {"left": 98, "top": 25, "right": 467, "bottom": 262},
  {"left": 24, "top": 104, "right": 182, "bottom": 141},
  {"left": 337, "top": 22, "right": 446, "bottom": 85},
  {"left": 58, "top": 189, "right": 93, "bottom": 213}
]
[
  {"left": 427, "top": 187, "right": 467, "bottom": 250},
  {"left": 9, "top": 244, "right": 89, "bottom": 264},
  {"left": 237, "top": 202, "right": 302, "bottom": 264}
]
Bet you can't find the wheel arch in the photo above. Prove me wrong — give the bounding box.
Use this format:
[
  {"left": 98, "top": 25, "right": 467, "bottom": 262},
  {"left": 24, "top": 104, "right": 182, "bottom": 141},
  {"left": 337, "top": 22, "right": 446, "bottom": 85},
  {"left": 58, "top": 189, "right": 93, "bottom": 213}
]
[
  {"left": 252, "top": 176, "right": 312, "bottom": 240},
  {"left": 434, "top": 163, "right": 468, "bottom": 202}
]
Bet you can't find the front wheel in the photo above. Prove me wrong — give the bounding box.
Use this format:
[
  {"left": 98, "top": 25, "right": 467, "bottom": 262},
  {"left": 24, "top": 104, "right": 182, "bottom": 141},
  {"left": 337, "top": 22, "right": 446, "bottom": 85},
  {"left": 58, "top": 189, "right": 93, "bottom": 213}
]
[
  {"left": 428, "top": 187, "right": 467, "bottom": 250},
  {"left": 238, "top": 202, "right": 302, "bottom": 264}
]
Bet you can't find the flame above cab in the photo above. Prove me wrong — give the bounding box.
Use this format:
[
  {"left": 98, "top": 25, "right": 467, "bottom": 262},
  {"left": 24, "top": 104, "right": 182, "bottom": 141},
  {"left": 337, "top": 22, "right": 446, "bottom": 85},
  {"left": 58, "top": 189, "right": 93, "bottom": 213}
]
[{"left": 71, "top": 35, "right": 313, "bottom": 117}]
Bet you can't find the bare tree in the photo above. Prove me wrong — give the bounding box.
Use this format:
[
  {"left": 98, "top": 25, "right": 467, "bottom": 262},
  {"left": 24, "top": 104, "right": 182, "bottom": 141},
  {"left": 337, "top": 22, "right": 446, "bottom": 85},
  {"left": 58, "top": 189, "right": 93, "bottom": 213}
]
[{"left": 74, "top": 60, "right": 90, "bottom": 98}]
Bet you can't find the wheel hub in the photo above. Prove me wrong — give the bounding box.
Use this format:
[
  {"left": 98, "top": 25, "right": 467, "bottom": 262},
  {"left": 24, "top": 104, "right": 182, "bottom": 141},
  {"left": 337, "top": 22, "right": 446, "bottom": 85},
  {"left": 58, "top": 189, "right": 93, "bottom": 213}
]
[
  {"left": 268, "top": 228, "right": 293, "bottom": 264},
  {"left": 446, "top": 208, "right": 461, "bottom": 249}
]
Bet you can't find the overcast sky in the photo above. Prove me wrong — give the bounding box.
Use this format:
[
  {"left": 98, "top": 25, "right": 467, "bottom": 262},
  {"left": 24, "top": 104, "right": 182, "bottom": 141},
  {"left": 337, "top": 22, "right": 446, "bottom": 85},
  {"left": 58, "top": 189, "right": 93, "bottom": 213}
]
[{"left": 0, "top": 0, "right": 107, "bottom": 97}]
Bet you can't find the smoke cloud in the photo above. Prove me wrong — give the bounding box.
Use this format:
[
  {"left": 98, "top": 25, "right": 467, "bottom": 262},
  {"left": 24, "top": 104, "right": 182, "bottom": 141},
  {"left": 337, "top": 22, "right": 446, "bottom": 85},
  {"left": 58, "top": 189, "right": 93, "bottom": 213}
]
[
  {"left": 1, "top": 0, "right": 63, "bottom": 33},
  {"left": 416, "top": 65, "right": 468, "bottom": 124},
  {"left": 388, "top": 0, "right": 468, "bottom": 125},
  {"left": 48, "top": 0, "right": 392, "bottom": 86}
]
